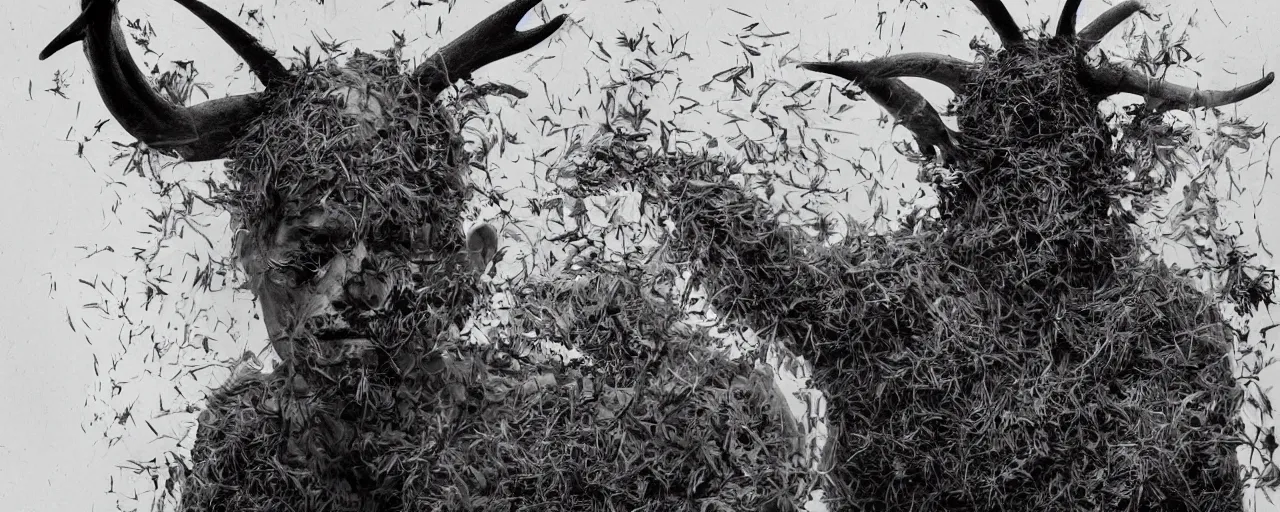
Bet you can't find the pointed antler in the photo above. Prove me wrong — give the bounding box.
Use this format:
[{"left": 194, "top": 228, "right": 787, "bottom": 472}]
[
  {"left": 857, "top": 78, "right": 959, "bottom": 164},
  {"left": 1086, "top": 64, "right": 1274, "bottom": 110},
  {"left": 800, "top": 53, "right": 977, "bottom": 95},
  {"left": 800, "top": 52, "right": 974, "bottom": 163},
  {"left": 172, "top": 0, "right": 290, "bottom": 87},
  {"left": 40, "top": 0, "right": 200, "bottom": 149},
  {"left": 412, "top": 0, "right": 567, "bottom": 96},
  {"left": 1076, "top": 0, "right": 1271, "bottom": 110},
  {"left": 800, "top": 60, "right": 959, "bottom": 163},
  {"left": 1078, "top": 1, "right": 1146, "bottom": 50},
  {"left": 969, "top": 0, "right": 1024, "bottom": 47},
  {"left": 1055, "top": 0, "right": 1083, "bottom": 39},
  {"left": 39, "top": 0, "right": 290, "bottom": 162}
]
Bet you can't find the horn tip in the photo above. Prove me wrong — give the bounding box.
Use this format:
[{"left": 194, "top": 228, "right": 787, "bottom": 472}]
[
  {"left": 545, "top": 13, "right": 569, "bottom": 29},
  {"left": 38, "top": 7, "right": 95, "bottom": 61},
  {"left": 39, "top": 35, "right": 81, "bottom": 61},
  {"left": 1250, "top": 71, "right": 1276, "bottom": 92},
  {"left": 799, "top": 61, "right": 861, "bottom": 80},
  {"left": 509, "top": 0, "right": 548, "bottom": 20}
]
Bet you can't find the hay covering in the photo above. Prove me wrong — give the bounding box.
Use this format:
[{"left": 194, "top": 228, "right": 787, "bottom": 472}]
[
  {"left": 172, "top": 17, "right": 1273, "bottom": 510},
  {"left": 182, "top": 46, "right": 815, "bottom": 510},
  {"left": 551, "top": 38, "right": 1266, "bottom": 510}
]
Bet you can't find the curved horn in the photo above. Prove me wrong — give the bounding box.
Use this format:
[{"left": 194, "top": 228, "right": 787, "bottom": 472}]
[
  {"left": 1056, "top": 0, "right": 1083, "bottom": 39},
  {"left": 39, "top": 0, "right": 290, "bottom": 162},
  {"left": 968, "top": 0, "right": 1024, "bottom": 46},
  {"left": 414, "top": 0, "right": 565, "bottom": 96},
  {"left": 1086, "top": 64, "right": 1275, "bottom": 110},
  {"left": 800, "top": 53, "right": 977, "bottom": 95},
  {"left": 172, "top": 0, "right": 290, "bottom": 88},
  {"left": 177, "top": 93, "right": 270, "bottom": 161},
  {"left": 40, "top": 0, "right": 201, "bottom": 148},
  {"left": 413, "top": 0, "right": 568, "bottom": 96},
  {"left": 1078, "top": 0, "right": 1145, "bottom": 50},
  {"left": 857, "top": 78, "right": 958, "bottom": 164}
]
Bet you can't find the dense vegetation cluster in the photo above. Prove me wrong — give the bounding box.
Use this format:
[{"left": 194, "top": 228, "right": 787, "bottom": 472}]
[
  {"left": 540, "top": 30, "right": 1275, "bottom": 507},
  {"left": 674, "top": 41, "right": 1263, "bottom": 509},
  {"left": 182, "top": 50, "right": 816, "bottom": 511},
  {"left": 50, "top": 1, "right": 1277, "bottom": 510},
  {"left": 190, "top": 36, "right": 1274, "bottom": 511}
]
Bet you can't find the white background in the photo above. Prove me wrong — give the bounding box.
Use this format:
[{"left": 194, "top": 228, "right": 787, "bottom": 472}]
[{"left": 2, "top": 0, "right": 1278, "bottom": 510}]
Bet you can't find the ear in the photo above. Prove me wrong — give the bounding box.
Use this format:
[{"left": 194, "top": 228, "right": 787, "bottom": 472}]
[{"left": 465, "top": 223, "right": 500, "bottom": 272}]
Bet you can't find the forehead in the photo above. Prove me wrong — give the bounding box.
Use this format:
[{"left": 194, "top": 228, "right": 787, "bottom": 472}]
[{"left": 222, "top": 52, "right": 475, "bottom": 253}]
